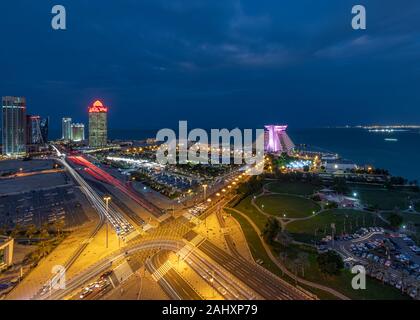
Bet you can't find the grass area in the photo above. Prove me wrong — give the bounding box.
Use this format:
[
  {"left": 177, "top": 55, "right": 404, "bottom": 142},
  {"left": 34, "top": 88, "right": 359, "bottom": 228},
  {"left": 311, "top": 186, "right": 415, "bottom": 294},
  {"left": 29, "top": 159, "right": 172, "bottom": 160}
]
[
  {"left": 415, "top": 202, "right": 420, "bottom": 212},
  {"left": 225, "top": 208, "right": 280, "bottom": 273},
  {"left": 265, "top": 181, "right": 319, "bottom": 196},
  {"left": 350, "top": 186, "right": 420, "bottom": 210},
  {"left": 286, "top": 209, "right": 387, "bottom": 242},
  {"left": 255, "top": 194, "right": 321, "bottom": 219},
  {"left": 227, "top": 208, "right": 406, "bottom": 300},
  {"left": 234, "top": 196, "right": 268, "bottom": 231}
]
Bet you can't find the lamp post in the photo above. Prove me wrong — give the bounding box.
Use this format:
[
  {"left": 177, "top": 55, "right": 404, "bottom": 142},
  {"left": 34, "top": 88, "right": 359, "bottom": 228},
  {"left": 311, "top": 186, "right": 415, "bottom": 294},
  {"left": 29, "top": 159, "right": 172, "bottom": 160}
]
[
  {"left": 202, "top": 184, "right": 208, "bottom": 202},
  {"left": 103, "top": 196, "right": 111, "bottom": 249}
]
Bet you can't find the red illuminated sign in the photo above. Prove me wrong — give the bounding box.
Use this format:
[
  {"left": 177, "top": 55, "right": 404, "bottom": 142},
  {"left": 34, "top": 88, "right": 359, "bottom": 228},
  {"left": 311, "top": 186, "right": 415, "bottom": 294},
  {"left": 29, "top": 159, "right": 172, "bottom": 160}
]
[{"left": 88, "top": 100, "right": 108, "bottom": 113}]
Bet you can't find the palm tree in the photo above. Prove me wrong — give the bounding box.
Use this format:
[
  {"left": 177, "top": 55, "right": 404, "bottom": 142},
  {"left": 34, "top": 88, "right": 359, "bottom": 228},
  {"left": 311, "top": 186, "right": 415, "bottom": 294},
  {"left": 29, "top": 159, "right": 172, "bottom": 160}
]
[
  {"left": 10, "top": 223, "right": 22, "bottom": 238},
  {"left": 40, "top": 223, "right": 50, "bottom": 239},
  {"left": 25, "top": 224, "right": 37, "bottom": 244},
  {"left": 297, "top": 252, "right": 309, "bottom": 278},
  {"left": 53, "top": 219, "right": 65, "bottom": 237}
]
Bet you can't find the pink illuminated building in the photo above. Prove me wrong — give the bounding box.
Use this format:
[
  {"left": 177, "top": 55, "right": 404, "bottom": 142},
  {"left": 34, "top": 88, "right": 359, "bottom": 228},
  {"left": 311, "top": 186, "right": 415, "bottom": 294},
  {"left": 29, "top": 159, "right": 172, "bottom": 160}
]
[{"left": 264, "top": 125, "right": 295, "bottom": 154}]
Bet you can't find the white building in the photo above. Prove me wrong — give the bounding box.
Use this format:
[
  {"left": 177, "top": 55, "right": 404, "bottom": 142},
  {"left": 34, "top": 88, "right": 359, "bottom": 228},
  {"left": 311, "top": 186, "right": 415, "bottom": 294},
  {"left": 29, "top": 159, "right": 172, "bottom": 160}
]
[
  {"left": 62, "top": 117, "right": 72, "bottom": 141},
  {"left": 323, "top": 159, "right": 358, "bottom": 173},
  {"left": 0, "top": 236, "right": 14, "bottom": 270},
  {"left": 71, "top": 123, "right": 85, "bottom": 142}
]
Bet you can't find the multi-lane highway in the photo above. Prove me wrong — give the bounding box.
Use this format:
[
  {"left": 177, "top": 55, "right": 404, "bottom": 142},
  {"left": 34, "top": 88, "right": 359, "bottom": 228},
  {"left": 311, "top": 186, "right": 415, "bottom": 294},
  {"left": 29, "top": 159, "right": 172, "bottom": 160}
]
[
  {"left": 185, "top": 230, "right": 311, "bottom": 300},
  {"left": 146, "top": 250, "right": 202, "bottom": 300},
  {"left": 26, "top": 146, "right": 313, "bottom": 301},
  {"left": 68, "top": 155, "right": 164, "bottom": 218},
  {"left": 58, "top": 156, "right": 135, "bottom": 237}
]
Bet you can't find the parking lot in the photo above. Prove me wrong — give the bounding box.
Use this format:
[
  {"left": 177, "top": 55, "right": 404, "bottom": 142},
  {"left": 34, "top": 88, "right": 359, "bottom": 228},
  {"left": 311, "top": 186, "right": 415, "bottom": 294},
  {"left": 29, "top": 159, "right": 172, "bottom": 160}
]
[
  {"left": 0, "top": 172, "right": 69, "bottom": 195},
  {"left": 320, "top": 227, "right": 420, "bottom": 299},
  {"left": 0, "top": 186, "right": 89, "bottom": 229}
]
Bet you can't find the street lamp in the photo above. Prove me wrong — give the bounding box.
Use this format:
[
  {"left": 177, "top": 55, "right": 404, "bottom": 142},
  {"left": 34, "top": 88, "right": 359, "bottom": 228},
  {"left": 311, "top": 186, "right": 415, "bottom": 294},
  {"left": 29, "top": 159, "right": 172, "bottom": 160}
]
[
  {"left": 103, "top": 196, "right": 111, "bottom": 249},
  {"left": 202, "top": 184, "right": 208, "bottom": 202}
]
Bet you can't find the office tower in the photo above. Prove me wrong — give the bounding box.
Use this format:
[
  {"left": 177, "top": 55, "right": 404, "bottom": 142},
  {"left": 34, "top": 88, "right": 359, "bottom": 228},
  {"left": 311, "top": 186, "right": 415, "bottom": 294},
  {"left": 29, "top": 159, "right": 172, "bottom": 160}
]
[
  {"left": 71, "top": 123, "right": 85, "bottom": 142},
  {"left": 1, "top": 96, "right": 27, "bottom": 156},
  {"left": 26, "top": 115, "right": 42, "bottom": 145},
  {"left": 62, "top": 117, "right": 72, "bottom": 140},
  {"left": 40, "top": 117, "right": 49, "bottom": 143},
  {"left": 88, "top": 100, "right": 108, "bottom": 147},
  {"left": 264, "top": 125, "right": 295, "bottom": 154}
]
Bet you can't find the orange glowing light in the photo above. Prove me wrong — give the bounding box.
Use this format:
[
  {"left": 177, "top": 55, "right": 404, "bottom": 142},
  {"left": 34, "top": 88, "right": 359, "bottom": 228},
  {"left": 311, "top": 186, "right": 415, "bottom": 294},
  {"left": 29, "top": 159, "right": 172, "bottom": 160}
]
[{"left": 89, "top": 100, "right": 108, "bottom": 113}]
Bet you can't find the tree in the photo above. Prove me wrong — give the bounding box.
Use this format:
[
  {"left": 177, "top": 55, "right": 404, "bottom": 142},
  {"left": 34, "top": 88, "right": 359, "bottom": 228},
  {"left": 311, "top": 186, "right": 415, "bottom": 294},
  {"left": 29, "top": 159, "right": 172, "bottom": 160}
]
[
  {"left": 25, "top": 224, "right": 37, "bottom": 244},
  {"left": 388, "top": 213, "right": 403, "bottom": 228},
  {"left": 295, "top": 252, "right": 309, "bottom": 277},
  {"left": 53, "top": 219, "right": 65, "bottom": 237},
  {"left": 261, "top": 217, "right": 281, "bottom": 245},
  {"left": 324, "top": 201, "right": 338, "bottom": 209},
  {"left": 317, "top": 250, "right": 344, "bottom": 275},
  {"left": 331, "top": 177, "right": 349, "bottom": 194},
  {"left": 40, "top": 223, "right": 50, "bottom": 239},
  {"left": 10, "top": 223, "right": 22, "bottom": 238},
  {"left": 237, "top": 175, "right": 263, "bottom": 196}
]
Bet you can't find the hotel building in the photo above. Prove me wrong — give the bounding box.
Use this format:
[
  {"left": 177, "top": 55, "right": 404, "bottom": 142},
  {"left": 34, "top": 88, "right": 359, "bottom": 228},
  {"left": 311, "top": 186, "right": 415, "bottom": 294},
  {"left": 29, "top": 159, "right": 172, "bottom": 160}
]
[
  {"left": 88, "top": 100, "right": 108, "bottom": 147},
  {"left": 71, "top": 123, "right": 85, "bottom": 142},
  {"left": 264, "top": 125, "right": 295, "bottom": 155},
  {"left": 62, "top": 117, "right": 72, "bottom": 141}
]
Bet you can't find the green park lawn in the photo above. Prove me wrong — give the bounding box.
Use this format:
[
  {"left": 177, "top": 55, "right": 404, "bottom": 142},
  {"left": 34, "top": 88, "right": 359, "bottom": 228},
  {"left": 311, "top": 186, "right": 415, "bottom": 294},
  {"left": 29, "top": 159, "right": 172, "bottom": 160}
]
[
  {"left": 234, "top": 195, "right": 268, "bottom": 231},
  {"left": 265, "top": 181, "right": 319, "bottom": 196},
  {"left": 286, "top": 209, "right": 388, "bottom": 242},
  {"left": 255, "top": 194, "right": 321, "bottom": 219}
]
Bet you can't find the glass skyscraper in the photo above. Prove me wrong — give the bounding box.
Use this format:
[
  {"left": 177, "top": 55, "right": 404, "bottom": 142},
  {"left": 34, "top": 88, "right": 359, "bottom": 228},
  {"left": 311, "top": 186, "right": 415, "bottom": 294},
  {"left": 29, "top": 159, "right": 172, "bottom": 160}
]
[
  {"left": 1, "top": 96, "right": 27, "bottom": 156},
  {"left": 62, "top": 117, "right": 72, "bottom": 140}
]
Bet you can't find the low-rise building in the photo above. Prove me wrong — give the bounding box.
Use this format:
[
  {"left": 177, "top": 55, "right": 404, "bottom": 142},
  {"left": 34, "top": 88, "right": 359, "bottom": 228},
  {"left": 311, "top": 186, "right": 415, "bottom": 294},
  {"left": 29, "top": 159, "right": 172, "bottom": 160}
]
[
  {"left": 323, "top": 159, "right": 358, "bottom": 173},
  {"left": 0, "top": 236, "right": 14, "bottom": 270}
]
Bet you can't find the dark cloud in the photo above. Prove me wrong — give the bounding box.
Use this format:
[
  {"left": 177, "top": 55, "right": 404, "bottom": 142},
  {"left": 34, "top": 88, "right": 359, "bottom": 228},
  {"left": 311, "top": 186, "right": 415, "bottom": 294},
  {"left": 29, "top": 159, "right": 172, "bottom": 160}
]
[{"left": 0, "top": 0, "right": 420, "bottom": 130}]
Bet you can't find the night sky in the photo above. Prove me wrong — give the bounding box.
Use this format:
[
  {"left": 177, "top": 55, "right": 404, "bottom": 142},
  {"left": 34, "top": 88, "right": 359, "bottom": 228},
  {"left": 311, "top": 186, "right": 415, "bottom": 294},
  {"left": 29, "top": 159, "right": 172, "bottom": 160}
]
[{"left": 1, "top": 0, "right": 420, "bottom": 130}]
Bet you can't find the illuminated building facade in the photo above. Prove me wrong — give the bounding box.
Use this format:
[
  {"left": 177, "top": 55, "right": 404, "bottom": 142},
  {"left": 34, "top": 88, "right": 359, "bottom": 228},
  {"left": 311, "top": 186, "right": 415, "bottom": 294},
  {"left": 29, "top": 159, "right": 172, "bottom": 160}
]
[
  {"left": 88, "top": 100, "right": 108, "bottom": 147},
  {"left": 264, "top": 125, "right": 295, "bottom": 154},
  {"left": 26, "top": 115, "right": 42, "bottom": 145},
  {"left": 40, "top": 117, "right": 49, "bottom": 143},
  {"left": 62, "top": 117, "right": 72, "bottom": 140},
  {"left": 71, "top": 123, "right": 85, "bottom": 142},
  {"left": 1, "top": 96, "right": 27, "bottom": 156}
]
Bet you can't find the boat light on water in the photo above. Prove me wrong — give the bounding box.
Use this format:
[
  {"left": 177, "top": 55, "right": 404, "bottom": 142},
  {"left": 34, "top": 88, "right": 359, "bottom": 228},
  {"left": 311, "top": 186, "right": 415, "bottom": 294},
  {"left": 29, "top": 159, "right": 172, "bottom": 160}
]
[{"left": 385, "top": 138, "right": 398, "bottom": 142}]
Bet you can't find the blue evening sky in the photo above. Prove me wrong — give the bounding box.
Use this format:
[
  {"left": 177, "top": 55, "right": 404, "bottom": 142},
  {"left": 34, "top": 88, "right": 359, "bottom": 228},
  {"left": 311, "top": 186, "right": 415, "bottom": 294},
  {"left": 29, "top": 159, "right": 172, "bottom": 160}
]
[{"left": 1, "top": 1, "right": 420, "bottom": 130}]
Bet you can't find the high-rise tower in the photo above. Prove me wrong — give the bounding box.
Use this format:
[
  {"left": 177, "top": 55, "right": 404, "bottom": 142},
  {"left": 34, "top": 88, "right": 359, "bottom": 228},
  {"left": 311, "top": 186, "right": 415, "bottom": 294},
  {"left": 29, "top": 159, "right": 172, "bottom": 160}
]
[
  {"left": 88, "top": 100, "right": 108, "bottom": 147},
  {"left": 62, "top": 117, "right": 72, "bottom": 140},
  {"left": 1, "top": 96, "right": 27, "bottom": 156}
]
